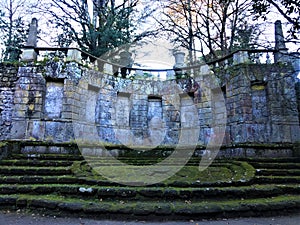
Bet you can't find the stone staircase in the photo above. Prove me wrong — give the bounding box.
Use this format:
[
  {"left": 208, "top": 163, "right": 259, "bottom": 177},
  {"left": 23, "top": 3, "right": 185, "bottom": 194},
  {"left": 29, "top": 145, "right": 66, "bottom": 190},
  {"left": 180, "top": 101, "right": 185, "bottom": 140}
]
[
  {"left": 0, "top": 152, "right": 299, "bottom": 220},
  {"left": 247, "top": 158, "right": 300, "bottom": 184}
]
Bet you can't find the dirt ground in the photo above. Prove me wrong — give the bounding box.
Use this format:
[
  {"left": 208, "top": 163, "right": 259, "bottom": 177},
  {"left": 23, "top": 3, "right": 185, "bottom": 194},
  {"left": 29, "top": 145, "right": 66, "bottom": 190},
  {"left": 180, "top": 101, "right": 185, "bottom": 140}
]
[{"left": 1, "top": 210, "right": 300, "bottom": 225}]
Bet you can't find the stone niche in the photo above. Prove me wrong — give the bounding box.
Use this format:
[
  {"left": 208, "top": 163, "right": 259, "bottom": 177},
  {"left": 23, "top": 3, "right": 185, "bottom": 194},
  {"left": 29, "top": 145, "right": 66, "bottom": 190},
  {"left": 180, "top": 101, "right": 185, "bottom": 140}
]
[
  {"left": 86, "top": 84, "right": 100, "bottom": 123},
  {"left": 148, "top": 96, "right": 163, "bottom": 123},
  {"left": 251, "top": 81, "right": 269, "bottom": 142},
  {"left": 180, "top": 93, "right": 195, "bottom": 128},
  {"left": 115, "top": 92, "right": 131, "bottom": 128},
  {"left": 44, "top": 80, "right": 64, "bottom": 119}
]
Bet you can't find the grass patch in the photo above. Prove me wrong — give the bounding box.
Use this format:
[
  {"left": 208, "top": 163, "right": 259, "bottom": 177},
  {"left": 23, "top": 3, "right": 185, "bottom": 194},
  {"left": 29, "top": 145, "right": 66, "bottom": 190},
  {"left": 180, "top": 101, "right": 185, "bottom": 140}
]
[{"left": 71, "top": 160, "right": 256, "bottom": 186}]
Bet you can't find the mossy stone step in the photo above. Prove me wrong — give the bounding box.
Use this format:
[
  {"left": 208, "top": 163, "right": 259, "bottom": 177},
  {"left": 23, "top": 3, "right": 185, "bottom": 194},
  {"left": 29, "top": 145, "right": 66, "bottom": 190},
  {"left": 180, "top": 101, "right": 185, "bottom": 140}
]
[
  {"left": 10, "top": 154, "right": 84, "bottom": 161},
  {"left": 239, "top": 157, "right": 300, "bottom": 163},
  {"left": 0, "top": 184, "right": 299, "bottom": 201},
  {"left": 250, "top": 162, "right": 300, "bottom": 169},
  {"left": 256, "top": 169, "right": 300, "bottom": 176},
  {"left": 0, "top": 194, "right": 299, "bottom": 219},
  {"left": 83, "top": 161, "right": 228, "bottom": 167},
  {"left": 83, "top": 156, "right": 233, "bottom": 166},
  {"left": 254, "top": 176, "right": 300, "bottom": 184},
  {"left": 0, "top": 166, "right": 72, "bottom": 176},
  {"left": 84, "top": 157, "right": 191, "bottom": 166},
  {"left": 0, "top": 174, "right": 254, "bottom": 188},
  {"left": 0, "top": 159, "right": 74, "bottom": 167},
  {"left": 0, "top": 175, "right": 82, "bottom": 184}
]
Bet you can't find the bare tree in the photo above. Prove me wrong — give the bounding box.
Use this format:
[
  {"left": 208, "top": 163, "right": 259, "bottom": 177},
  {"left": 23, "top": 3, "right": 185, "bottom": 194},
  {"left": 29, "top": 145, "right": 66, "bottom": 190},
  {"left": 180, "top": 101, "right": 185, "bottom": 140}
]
[{"left": 157, "top": 0, "right": 260, "bottom": 63}]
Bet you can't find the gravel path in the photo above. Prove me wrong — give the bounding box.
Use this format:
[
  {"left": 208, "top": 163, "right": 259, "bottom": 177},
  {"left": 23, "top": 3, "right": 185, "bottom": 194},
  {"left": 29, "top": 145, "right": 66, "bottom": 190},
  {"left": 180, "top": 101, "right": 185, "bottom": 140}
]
[{"left": 1, "top": 210, "right": 300, "bottom": 225}]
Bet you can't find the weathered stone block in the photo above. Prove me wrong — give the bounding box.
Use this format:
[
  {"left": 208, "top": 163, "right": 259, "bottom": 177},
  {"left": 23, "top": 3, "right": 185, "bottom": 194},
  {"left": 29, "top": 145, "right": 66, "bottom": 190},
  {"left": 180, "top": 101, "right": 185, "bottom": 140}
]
[
  {"left": 217, "top": 148, "right": 245, "bottom": 158},
  {"left": 281, "top": 124, "right": 292, "bottom": 142},
  {"left": 45, "top": 122, "right": 65, "bottom": 142},
  {"left": 291, "top": 125, "right": 300, "bottom": 142},
  {"left": 21, "top": 146, "right": 35, "bottom": 154},
  {"left": 26, "top": 121, "right": 45, "bottom": 140},
  {"left": 270, "top": 124, "right": 282, "bottom": 143},
  {"left": 10, "top": 121, "right": 26, "bottom": 139},
  {"left": 64, "top": 123, "right": 75, "bottom": 142},
  {"left": 48, "top": 146, "right": 61, "bottom": 154},
  {"left": 21, "top": 49, "right": 37, "bottom": 61},
  {"left": 44, "top": 81, "right": 64, "bottom": 119}
]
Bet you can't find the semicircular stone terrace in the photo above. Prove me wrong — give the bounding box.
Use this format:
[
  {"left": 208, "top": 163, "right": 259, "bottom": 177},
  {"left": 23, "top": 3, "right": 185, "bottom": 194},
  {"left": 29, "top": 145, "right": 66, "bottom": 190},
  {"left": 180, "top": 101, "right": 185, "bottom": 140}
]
[{"left": 1, "top": 57, "right": 299, "bottom": 158}]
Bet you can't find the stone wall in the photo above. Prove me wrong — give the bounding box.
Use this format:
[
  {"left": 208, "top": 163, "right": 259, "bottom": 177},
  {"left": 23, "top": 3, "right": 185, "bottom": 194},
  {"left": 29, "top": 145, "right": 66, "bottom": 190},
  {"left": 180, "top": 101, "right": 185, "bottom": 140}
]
[
  {"left": 222, "top": 64, "right": 300, "bottom": 144},
  {"left": 296, "top": 80, "right": 300, "bottom": 126},
  {"left": 0, "top": 60, "right": 299, "bottom": 157},
  {"left": 0, "top": 62, "right": 80, "bottom": 154},
  {"left": 0, "top": 64, "right": 18, "bottom": 140},
  {"left": 10, "top": 67, "right": 45, "bottom": 139}
]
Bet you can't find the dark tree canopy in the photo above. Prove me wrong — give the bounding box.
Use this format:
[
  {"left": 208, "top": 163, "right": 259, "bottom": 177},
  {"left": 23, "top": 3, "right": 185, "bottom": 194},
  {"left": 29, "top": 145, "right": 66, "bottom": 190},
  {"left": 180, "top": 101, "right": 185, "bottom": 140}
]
[{"left": 43, "top": 0, "right": 157, "bottom": 58}]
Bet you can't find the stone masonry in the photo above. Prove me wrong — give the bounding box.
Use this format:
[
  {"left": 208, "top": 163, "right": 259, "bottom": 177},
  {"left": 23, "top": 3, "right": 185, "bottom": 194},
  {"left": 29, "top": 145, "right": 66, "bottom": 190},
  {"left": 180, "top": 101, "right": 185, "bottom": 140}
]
[
  {"left": 0, "top": 56, "right": 299, "bottom": 157},
  {"left": 0, "top": 64, "right": 18, "bottom": 140},
  {"left": 296, "top": 81, "right": 300, "bottom": 125}
]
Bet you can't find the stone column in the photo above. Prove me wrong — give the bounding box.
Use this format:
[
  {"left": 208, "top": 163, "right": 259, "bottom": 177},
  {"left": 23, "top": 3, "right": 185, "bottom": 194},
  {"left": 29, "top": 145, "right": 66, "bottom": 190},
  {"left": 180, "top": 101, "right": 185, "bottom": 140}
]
[
  {"left": 274, "top": 20, "right": 289, "bottom": 63},
  {"left": 26, "top": 18, "right": 38, "bottom": 47},
  {"left": 21, "top": 18, "right": 38, "bottom": 62}
]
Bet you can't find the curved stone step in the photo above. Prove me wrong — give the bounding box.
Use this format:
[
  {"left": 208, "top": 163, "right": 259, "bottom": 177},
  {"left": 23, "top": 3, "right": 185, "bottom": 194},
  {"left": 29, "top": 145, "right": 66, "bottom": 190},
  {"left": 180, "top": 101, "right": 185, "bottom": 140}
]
[
  {"left": 10, "top": 154, "right": 84, "bottom": 161},
  {"left": 0, "top": 159, "right": 73, "bottom": 167},
  {"left": 239, "top": 158, "right": 300, "bottom": 163},
  {"left": 256, "top": 169, "right": 300, "bottom": 176},
  {"left": 250, "top": 162, "right": 300, "bottom": 169},
  {"left": 0, "top": 184, "right": 299, "bottom": 201},
  {"left": 0, "top": 166, "right": 72, "bottom": 176},
  {"left": 254, "top": 176, "right": 300, "bottom": 184},
  {"left": 82, "top": 156, "right": 229, "bottom": 166},
  {"left": 0, "top": 175, "right": 84, "bottom": 184},
  {"left": 0, "top": 155, "right": 299, "bottom": 219},
  {"left": 0, "top": 194, "right": 299, "bottom": 219}
]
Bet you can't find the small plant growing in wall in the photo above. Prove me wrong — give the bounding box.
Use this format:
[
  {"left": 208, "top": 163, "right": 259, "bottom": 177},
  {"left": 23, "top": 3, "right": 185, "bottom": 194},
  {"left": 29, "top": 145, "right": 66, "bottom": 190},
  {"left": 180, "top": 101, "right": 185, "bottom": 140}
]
[
  {"left": 53, "top": 56, "right": 60, "bottom": 62},
  {"left": 0, "top": 141, "right": 8, "bottom": 148},
  {"left": 175, "top": 71, "right": 188, "bottom": 79}
]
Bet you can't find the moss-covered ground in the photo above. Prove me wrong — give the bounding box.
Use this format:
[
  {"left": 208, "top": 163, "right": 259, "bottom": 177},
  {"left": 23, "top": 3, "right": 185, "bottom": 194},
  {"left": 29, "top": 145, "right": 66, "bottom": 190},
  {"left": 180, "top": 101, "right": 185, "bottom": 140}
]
[{"left": 71, "top": 158, "right": 256, "bottom": 186}]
